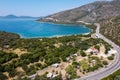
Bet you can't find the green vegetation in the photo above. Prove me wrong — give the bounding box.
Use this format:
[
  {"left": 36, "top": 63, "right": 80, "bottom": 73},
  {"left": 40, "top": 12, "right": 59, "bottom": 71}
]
[
  {"left": 80, "top": 59, "right": 90, "bottom": 73},
  {"left": 65, "top": 65, "right": 78, "bottom": 79},
  {"left": 107, "top": 55, "right": 114, "bottom": 60},
  {"left": 79, "top": 56, "right": 105, "bottom": 73},
  {"left": 0, "top": 72, "right": 7, "bottom": 80},
  {"left": 0, "top": 31, "right": 111, "bottom": 79},
  {"left": 102, "top": 60, "right": 108, "bottom": 66},
  {"left": 80, "top": 50, "right": 86, "bottom": 57},
  {"left": 0, "top": 31, "right": 20, "bottom": 48},
  {"left": 102, "top": 69, "right": 120, "bottom": 80},
  {"left": 0, "top": 51, "right": 18, "bottom": 64}
]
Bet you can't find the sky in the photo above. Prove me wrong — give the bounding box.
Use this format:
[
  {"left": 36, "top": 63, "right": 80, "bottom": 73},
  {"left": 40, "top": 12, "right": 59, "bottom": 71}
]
[{"left": 0, "top": 0, "right": 111, "bottom": 17}]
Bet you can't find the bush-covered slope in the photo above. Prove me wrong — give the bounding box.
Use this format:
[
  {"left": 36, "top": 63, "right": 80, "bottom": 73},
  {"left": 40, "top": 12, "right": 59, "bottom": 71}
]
[
  {"left": 100, "top": 16, "right": 120, "bottom": 46},
  {"left": 0, "top": 31, "right": 20, "bottom": 47}
]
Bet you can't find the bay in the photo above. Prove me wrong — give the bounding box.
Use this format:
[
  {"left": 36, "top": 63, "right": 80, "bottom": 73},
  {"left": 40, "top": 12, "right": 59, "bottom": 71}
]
[{"left": 0, "top": 19, "right": 91, "bottom": 38}]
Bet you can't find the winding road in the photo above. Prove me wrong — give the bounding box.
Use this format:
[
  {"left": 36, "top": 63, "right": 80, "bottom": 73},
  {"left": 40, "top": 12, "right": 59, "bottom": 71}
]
[
  {"left": 76, "top": 23, "right": 120, "bottom": 80},
  {"left": 29, "top": 23, "right": 120, "bottom": 80}
]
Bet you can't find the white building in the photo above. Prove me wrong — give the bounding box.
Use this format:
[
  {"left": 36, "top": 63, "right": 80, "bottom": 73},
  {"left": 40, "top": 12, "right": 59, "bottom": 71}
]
[
  {"left": 47, "top": 72, "right": 57, "bottom": 78},
  {"left": 73, "top": 53, "right": 78, "bottom": 57},
  {"left": 52, "top": 63, "right": 59, "bottom": 68},
  {"left": 66, "top": 57, "right": 70, "bottom": 61},
  {"left": 86, "top": 47, "right": 98, "bottom": 54}
]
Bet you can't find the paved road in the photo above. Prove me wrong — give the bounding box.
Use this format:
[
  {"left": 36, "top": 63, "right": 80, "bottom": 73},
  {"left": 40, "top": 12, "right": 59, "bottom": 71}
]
[
  {"left": 75, "top": 23, "right": 120, "bottom": 80},
  {"left": 29, "top": 23, "right": 120, "bottom": 80}
]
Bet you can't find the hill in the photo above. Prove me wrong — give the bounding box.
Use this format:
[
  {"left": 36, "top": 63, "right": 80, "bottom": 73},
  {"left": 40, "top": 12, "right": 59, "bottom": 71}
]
[
  {"left": 100, "top": 16, "right": 120, "bottom": 46},
  {"left": 0, "top": 15, "right": 39, "bottom": 19},
  {"left": 38, "top": 0, "right": 120, "bottom": 47},
  {"left": 38, "top": 0, "right": 120, "bottom": 23},
  {"left": 4, "top": 15, "right": 18, "bottom": 18}
]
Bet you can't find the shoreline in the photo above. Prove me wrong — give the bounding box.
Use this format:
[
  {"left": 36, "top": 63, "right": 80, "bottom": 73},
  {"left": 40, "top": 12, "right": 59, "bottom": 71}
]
[
  {"left": 19, "top": 32, "right": 91, "bottom": 39},
  {"left": 0, "top": 19, "right": 92, "bottom": 39},
  {"left": 38, "top": 21, "right": 93, "bottom": 30}
]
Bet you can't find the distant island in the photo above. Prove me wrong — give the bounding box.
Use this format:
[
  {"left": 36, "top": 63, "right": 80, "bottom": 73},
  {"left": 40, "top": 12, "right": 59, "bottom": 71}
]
[{"left": 0, "top": 15, "right": 40, "bottom": 19}]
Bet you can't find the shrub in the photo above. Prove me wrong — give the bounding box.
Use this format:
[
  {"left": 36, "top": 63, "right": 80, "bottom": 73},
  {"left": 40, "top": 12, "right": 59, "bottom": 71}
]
[
  {"left": 80, "top": 50, "right": 86, "bottom": 57},
  {"left": 108, "top": 56, "right": 114, "bottom": 60},
  {"left": 103, "top": 61, "right": 108, "bottom": 65}
]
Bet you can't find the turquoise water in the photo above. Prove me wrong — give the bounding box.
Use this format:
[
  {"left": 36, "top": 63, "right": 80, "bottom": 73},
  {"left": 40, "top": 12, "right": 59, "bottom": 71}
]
[{"left": 0, "top": 19, "right": 91, "bottom": 38}]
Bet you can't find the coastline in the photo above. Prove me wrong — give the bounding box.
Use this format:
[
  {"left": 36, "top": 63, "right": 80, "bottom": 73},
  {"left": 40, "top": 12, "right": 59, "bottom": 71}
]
[
  {"left": 0, "top": 18, "right": 92, "bottom": 39},
  {"left": 16, "top": 21, "right": 92, "bottom": 39},
  {"left": 37, "top": 21, "right": 93, "bottom": 30},
  {"left": 19, "top": 32, "right": 91, "bottom": 39}
]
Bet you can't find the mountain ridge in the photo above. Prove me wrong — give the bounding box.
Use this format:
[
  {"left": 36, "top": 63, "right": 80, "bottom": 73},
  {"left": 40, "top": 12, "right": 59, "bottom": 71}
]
[{"left": 38, "top": 0, "right": 120, "bottom": 23}]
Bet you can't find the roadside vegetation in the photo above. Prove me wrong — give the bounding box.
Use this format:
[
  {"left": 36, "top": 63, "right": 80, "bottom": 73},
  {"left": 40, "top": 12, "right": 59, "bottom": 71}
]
[{"left": 102, "top": 69, "right": 120, "bottom": 80}]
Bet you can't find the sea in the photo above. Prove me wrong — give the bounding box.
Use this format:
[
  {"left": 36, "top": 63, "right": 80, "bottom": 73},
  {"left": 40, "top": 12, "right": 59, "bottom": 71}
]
[{"left": 0, "top": 18, "right": 91, "bottom": 38}]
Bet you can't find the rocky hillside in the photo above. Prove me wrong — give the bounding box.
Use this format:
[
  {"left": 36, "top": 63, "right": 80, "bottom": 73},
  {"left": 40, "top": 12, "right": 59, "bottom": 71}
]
[
  {"left": 100, "top": 16, "right": 120, "bottom": 45},
  {"left": 38, "top": 0, "right": 120, "bottom": 23}
]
